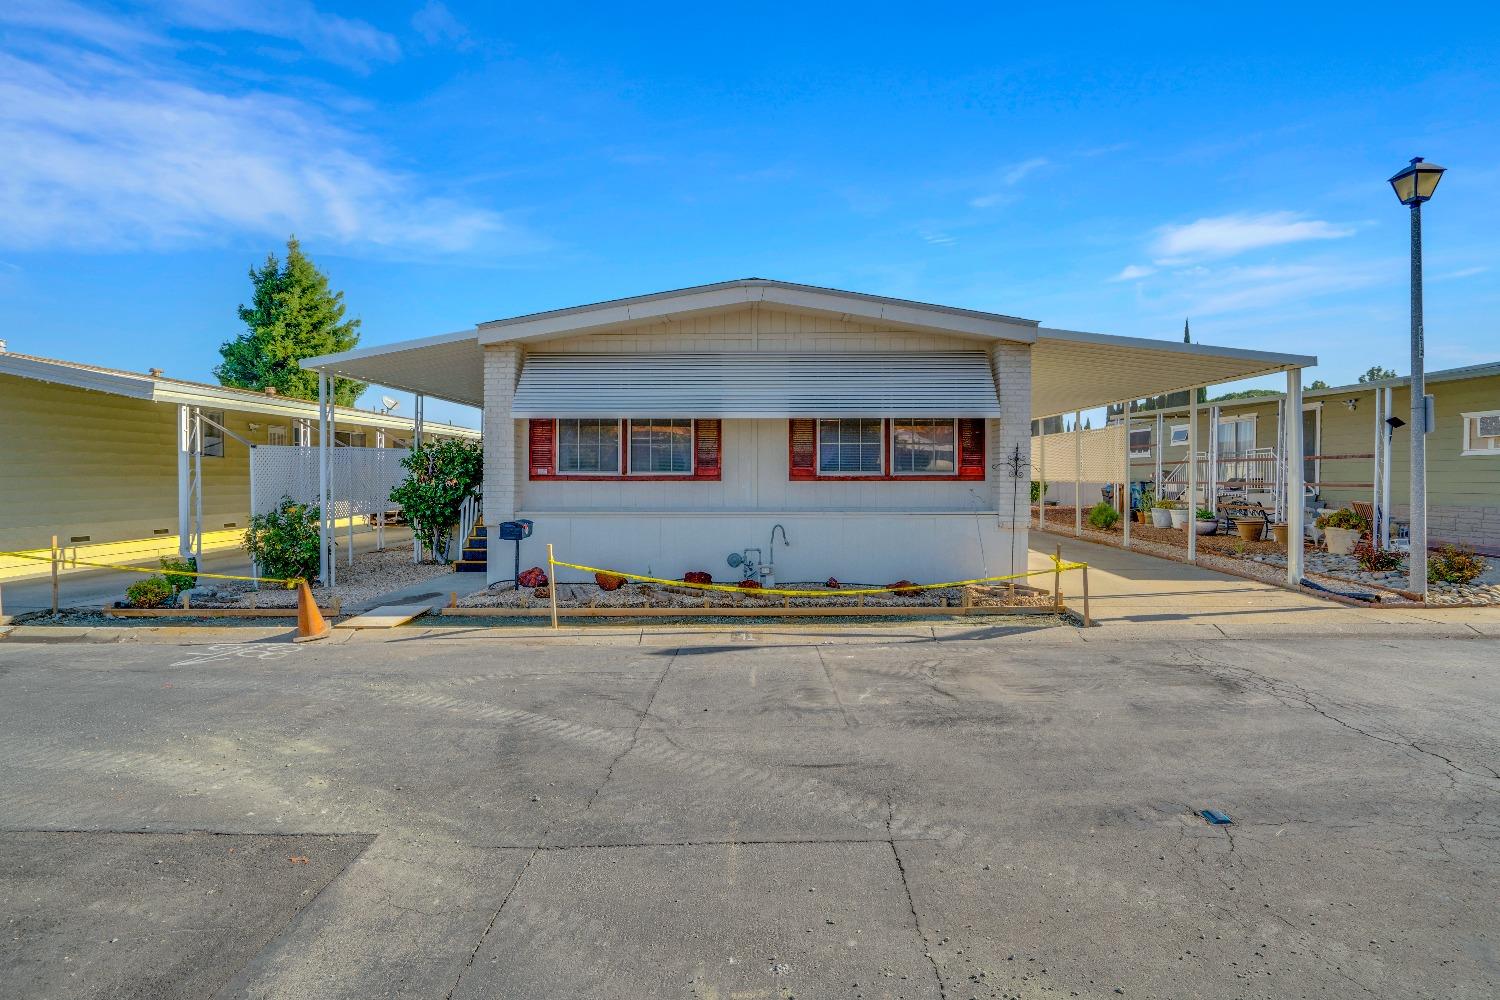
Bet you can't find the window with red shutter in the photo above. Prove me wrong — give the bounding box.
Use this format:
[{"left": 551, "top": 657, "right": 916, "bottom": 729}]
[
  {"left": 528, "top": 419, "right": 555, "bottom": 479},
  {"left": 787, "top": 418, "right": 985, "bottom": 481},
  {"left": 528, "top": 418, "right": 721, "bottom": 482}
]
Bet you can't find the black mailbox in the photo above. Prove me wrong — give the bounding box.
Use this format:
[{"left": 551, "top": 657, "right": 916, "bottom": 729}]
[
  {"left": 498, "top": 520, "right": 532, "bottom": 541},
  {"left": 497, "top": 519, "right": 534, "bottom": 589}
]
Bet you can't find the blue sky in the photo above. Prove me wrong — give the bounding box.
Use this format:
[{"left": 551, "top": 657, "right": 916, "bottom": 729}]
[{"left": 2, "top": 2, "right": 1497, "bottom": 429}]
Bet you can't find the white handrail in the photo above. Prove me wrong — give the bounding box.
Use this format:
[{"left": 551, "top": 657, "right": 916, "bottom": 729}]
[{"left": 456, "top": 494, "right": 482, "bottom": 560}]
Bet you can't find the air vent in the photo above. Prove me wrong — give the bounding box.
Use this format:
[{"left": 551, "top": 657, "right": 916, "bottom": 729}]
[
  {"left": 70, "top": 535, "right": 91, "bottom": 543},
  {"left": 153, "top": 528, "right": 169, "bottom": 535},
  {"left": 223, "top": 522, "right": 237, "bottom": 528}
]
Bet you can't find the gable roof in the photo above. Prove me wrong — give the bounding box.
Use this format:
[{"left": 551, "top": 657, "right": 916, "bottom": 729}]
[{"left": 475, "top": 278, "right": 1041, "bottom": 344}]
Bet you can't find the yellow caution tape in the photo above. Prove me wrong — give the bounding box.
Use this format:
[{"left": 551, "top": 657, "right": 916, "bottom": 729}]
[
  {"left": 0, "top": 550, "right": 301, "bottom": 589},
  {"left": 547, "top": 555, "right": 1086, "bottom": 598}
]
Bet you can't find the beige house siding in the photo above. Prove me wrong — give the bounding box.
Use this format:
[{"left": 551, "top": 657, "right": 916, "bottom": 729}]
[{"left": 0, "top": 373, "right": 430, "bottom": 558}]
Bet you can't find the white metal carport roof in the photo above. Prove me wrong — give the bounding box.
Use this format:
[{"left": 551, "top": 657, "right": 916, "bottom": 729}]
[{"left": 302, "top": 279, "right": 1316, "bottom": 417}]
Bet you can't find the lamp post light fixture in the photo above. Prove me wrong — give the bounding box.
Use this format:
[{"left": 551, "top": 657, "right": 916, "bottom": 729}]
[{"left": 1387, "top": 156, "right": 1445, "bottom": 597}]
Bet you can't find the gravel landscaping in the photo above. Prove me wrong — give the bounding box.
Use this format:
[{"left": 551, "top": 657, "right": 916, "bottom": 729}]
[
  {"left": 178, "top": 547, "right": 456, "bottom": 611},
  {"left": 458, "top": 579, "right": 1056, "bottom": 611}
]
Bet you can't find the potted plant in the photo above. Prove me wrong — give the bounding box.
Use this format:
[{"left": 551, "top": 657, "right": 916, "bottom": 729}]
[
  {"left": 1315, "top": 508, "right": 1369, "bottom": 555},
  {"left": 1136, "top": 488, "right": 1154, "bottom": 524},
  {"left": 1234, "top": 517, "right": 1265, "bottom": 542},
  {"left": 1150, "top": 498, "right": 1175, "bottom": 528},
  {"left": 1195, "top": 506, "right": 1217, "bottom": 535},
  {"left": 1169, "top": 503, "right": 1190, "bottom": 529},
  {"left": 1269, "top": 522, "right": 1289, "bottom": 545}
]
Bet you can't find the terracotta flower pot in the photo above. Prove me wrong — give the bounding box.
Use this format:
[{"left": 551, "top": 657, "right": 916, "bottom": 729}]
[
  {"left": 1234, "top": 518, "right": 1264, "bottom": 542},
  {"left": 1269, "top": 523, "right": 1289, "bottom": 546},
  {"left": 1136, "top": 511, "right": 1150, "bottom": 524}
]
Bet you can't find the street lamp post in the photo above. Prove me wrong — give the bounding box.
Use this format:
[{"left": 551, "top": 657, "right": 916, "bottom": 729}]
[{"left": 1387, "top": 156, "right": 1445, "bottom": 598}]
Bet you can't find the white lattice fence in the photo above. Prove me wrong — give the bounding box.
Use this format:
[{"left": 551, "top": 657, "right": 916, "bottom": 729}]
[
  {"left": 1030, "top": 425, "right": 1127, "bottom": 483},
  {"left": 250, "top": 446, "right": 409, "bottom": 520}
]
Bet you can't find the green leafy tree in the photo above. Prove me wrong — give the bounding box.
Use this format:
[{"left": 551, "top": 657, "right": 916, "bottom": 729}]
[
  {"left": 1358, "top": 366, "right": 1397, "bottom": 384},
  {"left": 390, "top": 440, "right": 484, "bottom": 562},
  {"left": 1306, "top": 379, "right": 1330, "bottom": 390},
  {"left": 1210, "top": 388, "right": 1281, "bottom": 402},
  {"left": 215, "top": 236, "right": 365, "bottom": 405}
]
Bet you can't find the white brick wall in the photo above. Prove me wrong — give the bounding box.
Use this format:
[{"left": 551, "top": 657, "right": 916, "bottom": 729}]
[
  {"left": 989, "top": 341, "right": 1032, "bottom": 536},
  {"left": 483, "top": 344, "right": 523, "bottom": 583}
]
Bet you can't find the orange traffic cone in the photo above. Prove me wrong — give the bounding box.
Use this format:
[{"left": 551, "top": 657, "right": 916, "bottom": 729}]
[{"left": 293, "top": 579, "right": 331, "bottom": 642}]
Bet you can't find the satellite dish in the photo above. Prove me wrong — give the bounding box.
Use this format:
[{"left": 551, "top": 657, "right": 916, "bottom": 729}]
[{"left": 381, "top": 396, "right": 399, "bottom": 413}]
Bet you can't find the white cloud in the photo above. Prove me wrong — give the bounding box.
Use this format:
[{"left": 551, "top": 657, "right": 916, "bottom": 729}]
[
  {"left": 1110, "top": 264, "right": 1155, "bottom": 282},
  {"left": 1151, "top": 211, "right": 1354, "bottom": 262},
  {"left": 1441, "top": 265, "right": 1488, "bottom": 280},
  {"left": 1173, "top": 262, "right": 1381, "bottom": 316},
  {"left": 969, "top": 157, "right": 1049, "bottom": 208},
  {"left": 0, "top": 48, "right": 522, "bottom": 255},
  {"left": 411, "top": 0, "right": 470, "bottom": 48},
  {"left": 1002, "top": 157, "right": 1048, "bottom": 185},
  {"left": 156, "top": 0, "right": 400, "bottom": 71},
  {"left": 0, "top": 0, "right": 166, "bottom": 53}
]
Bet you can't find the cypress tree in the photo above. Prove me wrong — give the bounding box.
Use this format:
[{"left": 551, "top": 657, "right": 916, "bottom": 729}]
[{"left": 215, "top": 236, "right": 365, "bottom": 405}]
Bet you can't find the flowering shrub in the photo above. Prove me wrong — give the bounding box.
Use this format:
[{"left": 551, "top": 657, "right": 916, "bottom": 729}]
[
  {"left": 1428, "top": 545, "right": 1487, "bottom": 586},
  {"left": 1353, "top": 541, "right": 1402, "bottom": 573},
  {"left": 243, "top": 496, "right": 321, "bottom": 582},
  {"left": 517, "top": 566, "right": 548, "bottom": 588},
  {"left": 389, "top": 439, "right": 482, "bottom": 562},
  {"left": 126, "top": 576, "right": 173, "bottom": 608}
]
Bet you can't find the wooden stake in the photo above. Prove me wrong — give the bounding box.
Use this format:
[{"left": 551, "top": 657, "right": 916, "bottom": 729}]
[
  {"left": 547, "top": 543, "right": 559, "bottom": 629},
  {"left": 50, "top": 534, "right": 59, "bottom": 615},
  {"left": 1053, "top": 543, "right": 1062, "bottom": 611},
  {"left": 1081, "top": 565, "right": 1091, "bottom": 627}
]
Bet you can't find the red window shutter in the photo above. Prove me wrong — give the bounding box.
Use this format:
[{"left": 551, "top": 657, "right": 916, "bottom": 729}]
[
  {"left": 788, "top": 419, "right": 817, "bottom": 480},
  {"left": 692, "top": 420, "right": 722, "bottom": 481},
  {"left": 957, "top": 419, "right": 985, "bottom": 481},
  {"left": 528, "top": 419, "right": 555, "bottom": 479}
]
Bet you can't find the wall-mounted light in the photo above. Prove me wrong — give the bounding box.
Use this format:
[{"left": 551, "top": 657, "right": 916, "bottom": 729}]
[
  {"left": 247, "top": 422, "right": 262, "bottom": 431},
  {"left": 1343, "top": 399, "right": 1359, "bottom": 412}
]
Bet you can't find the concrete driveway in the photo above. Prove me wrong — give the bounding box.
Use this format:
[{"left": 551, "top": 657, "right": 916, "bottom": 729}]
[{"left": 0, "top": 625, "right": 1495, "bottom": 998}]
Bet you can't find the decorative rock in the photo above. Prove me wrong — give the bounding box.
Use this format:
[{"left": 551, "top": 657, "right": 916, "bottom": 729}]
[
  {"left": 825, "top": 577, "right": 841, "bottom": 589},
  {"left": 517, "top": 566, "right": 548, "bottom": 588},
  {"left": 737, "top": 579, "right": 763, "bottom": 589},
  {"left": 594, "top": 572, "right": 626, "bottom": 591},
  {"left": 683, "top": 571, "right": 713, "bottom": 585}
]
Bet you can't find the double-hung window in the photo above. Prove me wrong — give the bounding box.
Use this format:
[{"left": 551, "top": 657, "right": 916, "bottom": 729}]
[
  {"left": 201, "top": 410, "right": 225, "bottom": 458},
  {"left": 629, "top": 419, "right": 694, "bottom": 475},
  {"left": 557, "top": 419, "right": 622, "bottom": 474},
  {"left": 817, "top": 419, "right": 884, "bottom": 475},
  {"left": 891, "top": 418, "right": 956, "bottom": 475}
]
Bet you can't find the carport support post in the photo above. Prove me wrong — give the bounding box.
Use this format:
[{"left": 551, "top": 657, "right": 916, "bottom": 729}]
[
  {"left": 317, "top": 370, "right": 328, "bottom": 587},
  {"left": 1037, "top": 430, "right": 1046, "bottom": 529},
  {"left": 1187, "top": 391, "right": 1199, "bottom": 563},
  {"left": 1073, "top": 409, "right": 1082, "bottom": 537},
  {"left": 1285, "top": 370, "right": 1305, "bottom": 586},
  {"left": 176, "top": 404, "right": 192, "bottom": 560},
  {"left": 1381, "top": 386, "right": 1394, "bottom": 549},
  {"left": 412, "top": 394, "right": 425, "bottom": 564},
  {"left": 1153, "top": 411, "right": 1164, "bottom": 508},
  {"left": 1121, "top": 411, "right": 1131, "bottom": 549},
  {"left": 1372, "top": 388, "right": 1384, "bottom": 548}
]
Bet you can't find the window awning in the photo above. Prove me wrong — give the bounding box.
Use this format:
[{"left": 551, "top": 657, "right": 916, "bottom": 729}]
[{"left": 510, "top": 352, "right": 1004, "bottom": 418}]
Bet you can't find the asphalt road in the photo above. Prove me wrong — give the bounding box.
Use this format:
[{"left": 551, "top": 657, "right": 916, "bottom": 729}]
[{"left": 0, "top": 626, "right": 1495, "bottom": 999}]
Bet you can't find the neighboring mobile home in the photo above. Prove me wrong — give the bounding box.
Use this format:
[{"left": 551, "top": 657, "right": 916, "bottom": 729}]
[
  {"left": 1111, "top": 362, "right": 1500, "bottom": 553},
  {"left": 301, "top": 279, "right": 1315, "bottom": 586},
  {"left": 0, "top": 348, "right": 478, "bottom": 580}
]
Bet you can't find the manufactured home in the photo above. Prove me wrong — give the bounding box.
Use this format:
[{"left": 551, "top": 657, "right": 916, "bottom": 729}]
[
  {"left": 303, "top": 279, "right": 1317, "bottom": 586},
  {"left": 1148, "top": 363, "right": 1499, "bottom": 553},
  {"left": 0, "top": 348, "right": 478, "bottom": 580}
]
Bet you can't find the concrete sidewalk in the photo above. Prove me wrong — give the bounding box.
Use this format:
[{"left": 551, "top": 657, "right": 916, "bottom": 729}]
[
  {"left": 1030, "top": 529, "right": 1500, "bottom": 630},
  {"left": 0, "top": 526, "right": 414, "bottom": 616}
]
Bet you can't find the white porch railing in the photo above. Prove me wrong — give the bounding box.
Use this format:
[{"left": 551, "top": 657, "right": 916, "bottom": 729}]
[{"left": 456, "top": 494, "right": 482, "bottom": 560}]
